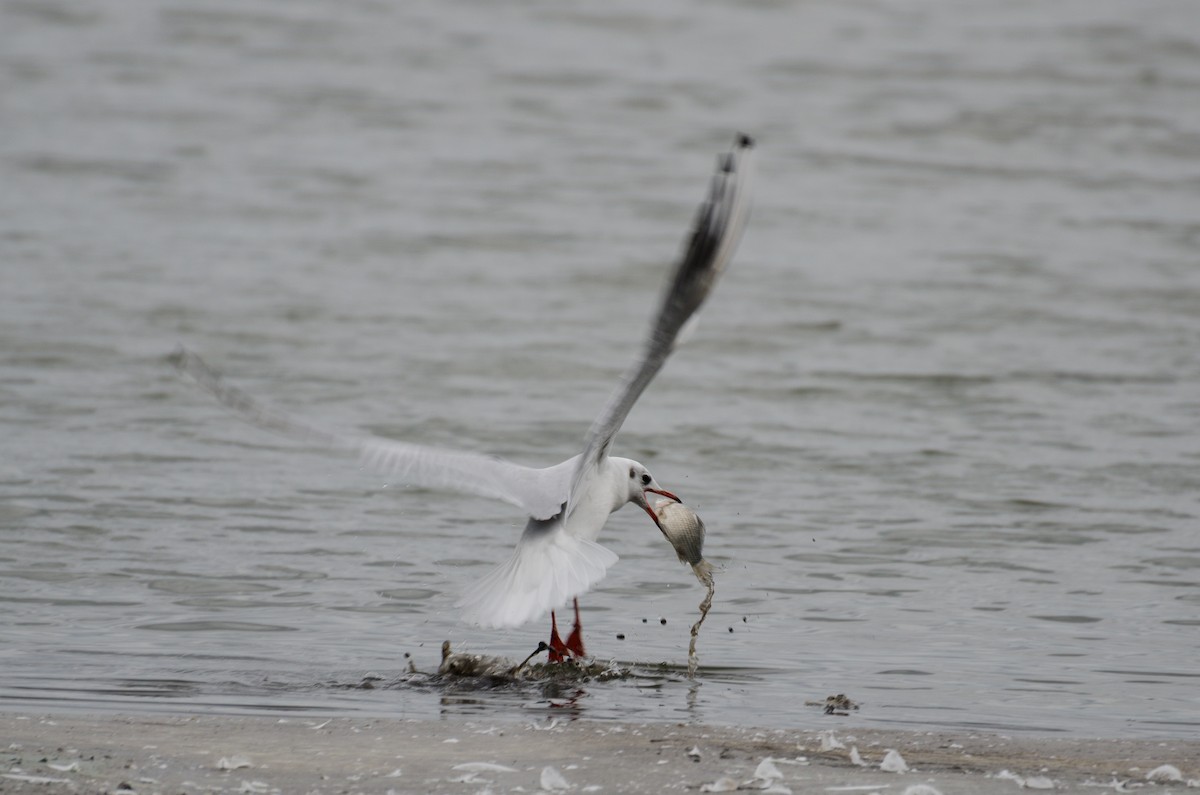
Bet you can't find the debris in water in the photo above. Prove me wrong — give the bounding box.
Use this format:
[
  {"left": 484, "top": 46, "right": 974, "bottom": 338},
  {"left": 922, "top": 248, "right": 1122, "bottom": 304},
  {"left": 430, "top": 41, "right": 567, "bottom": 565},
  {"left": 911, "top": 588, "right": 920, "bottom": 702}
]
[
  {"left": 849, "top": 746, "right": 867, "bottom": 767},
  {"left": 700, "top": 776, "right": 740, "bottom": 792},
  {"left": 880, "top": 749, "right": 909, "bottom": 773},
  {"left": 817, "top": 730, "right": 845, "bottom": 751},
  {"left": 540, "top": 766, "right": 570, "bottom": 791},
  {"left": 804, "top": 693, "right": 860, "bottom": 716},
  {"left": 900, "top": 786, "right": 944, "bottom": 795},
  {"left": 1, "top": 774, "right": 70, "bottom": 785},
  {"left": 1145, "top": 764, "right": 1183, "bottom": 783},
  {"left": 997, "top": 769, "right": 1057, "bottom": 789},
  {"left": 439, "top": 640, "right": 523, "bottom": 678},
  {"left": 216, "top": 756, "right": 252, "bottom": 771},
  {"left": 401, "top": 641, "right": 635, "bottom": 689},
  {"left": 453, "top": 762, "right": 518, "bottom": 774},
  {"left": 651, "top": 497, "right": 716, "bottom": 678},
  {"left": 753, "top": 757, "right": 784, "bottom": 781}
]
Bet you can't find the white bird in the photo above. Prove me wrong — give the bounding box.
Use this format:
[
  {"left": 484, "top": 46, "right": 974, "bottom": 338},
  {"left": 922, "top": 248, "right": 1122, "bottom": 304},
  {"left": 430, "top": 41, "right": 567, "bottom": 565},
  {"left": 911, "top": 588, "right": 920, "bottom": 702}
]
[{"left": 175, "top": 134, "right": 755, "bottom": 661}]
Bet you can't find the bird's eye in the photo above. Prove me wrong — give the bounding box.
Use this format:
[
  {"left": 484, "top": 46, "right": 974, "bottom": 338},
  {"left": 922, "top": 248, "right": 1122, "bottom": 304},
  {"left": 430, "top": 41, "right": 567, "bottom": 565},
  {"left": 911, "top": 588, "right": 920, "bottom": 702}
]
[{"left": 641, "top": 474, "right": 651, "bottom": 485}]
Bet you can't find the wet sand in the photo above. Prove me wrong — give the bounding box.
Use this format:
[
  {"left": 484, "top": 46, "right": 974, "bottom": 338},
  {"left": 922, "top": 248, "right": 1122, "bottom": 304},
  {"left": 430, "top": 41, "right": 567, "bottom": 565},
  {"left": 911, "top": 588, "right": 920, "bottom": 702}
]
[{"left": 3, "top": 712, "right": 1197, "bottom": 793}]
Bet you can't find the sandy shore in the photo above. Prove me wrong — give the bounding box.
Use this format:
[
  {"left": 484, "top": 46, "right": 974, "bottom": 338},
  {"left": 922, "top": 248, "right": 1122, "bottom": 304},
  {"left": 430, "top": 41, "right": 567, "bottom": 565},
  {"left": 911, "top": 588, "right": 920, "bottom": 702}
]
[{"left": 2, "top": 712, "right": 1197, "bottom": 794}]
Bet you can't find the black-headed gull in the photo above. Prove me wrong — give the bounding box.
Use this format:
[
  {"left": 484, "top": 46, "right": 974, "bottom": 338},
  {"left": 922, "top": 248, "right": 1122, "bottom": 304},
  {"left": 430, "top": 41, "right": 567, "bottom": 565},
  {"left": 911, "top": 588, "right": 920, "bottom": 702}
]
[{"left": 175, "top": 134, "right": 754, "bottom": 660}]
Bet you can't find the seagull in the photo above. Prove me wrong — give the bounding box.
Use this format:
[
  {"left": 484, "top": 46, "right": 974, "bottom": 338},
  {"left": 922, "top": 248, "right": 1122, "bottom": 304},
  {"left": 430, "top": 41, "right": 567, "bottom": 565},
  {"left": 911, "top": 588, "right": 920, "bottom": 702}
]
[{"left": 174, "top": 134, "right": 755, "bottom": 661}]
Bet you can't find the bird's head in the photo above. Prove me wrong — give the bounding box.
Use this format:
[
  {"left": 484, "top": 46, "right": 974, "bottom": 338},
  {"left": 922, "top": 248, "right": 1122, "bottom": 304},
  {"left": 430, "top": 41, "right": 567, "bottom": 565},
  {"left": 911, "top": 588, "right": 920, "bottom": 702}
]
[{"left": 624, "top": 460, "right": 680, "bottom": 529}]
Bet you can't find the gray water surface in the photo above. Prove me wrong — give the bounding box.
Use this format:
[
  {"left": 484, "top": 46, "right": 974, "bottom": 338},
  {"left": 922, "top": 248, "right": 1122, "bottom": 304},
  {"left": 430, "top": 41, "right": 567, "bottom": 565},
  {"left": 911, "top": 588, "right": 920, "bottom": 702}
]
[{"left": 2, "top": 0, "right": 1199, "bottom": 737}]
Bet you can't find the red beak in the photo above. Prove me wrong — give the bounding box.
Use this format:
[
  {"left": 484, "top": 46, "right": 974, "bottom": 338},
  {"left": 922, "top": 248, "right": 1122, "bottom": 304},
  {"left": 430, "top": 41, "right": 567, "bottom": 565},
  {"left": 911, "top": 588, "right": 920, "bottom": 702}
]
[{"left": 645, "top": 487, "right": 681, "bottom": 503}]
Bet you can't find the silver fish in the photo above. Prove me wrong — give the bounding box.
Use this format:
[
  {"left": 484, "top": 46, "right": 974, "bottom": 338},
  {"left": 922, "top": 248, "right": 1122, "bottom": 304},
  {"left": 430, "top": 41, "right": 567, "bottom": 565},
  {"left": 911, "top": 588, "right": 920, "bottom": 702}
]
[
  {"left": 652, "top": 498, "right": 714, "bottom": 587},
  {"left": 650, "top": 498, "right": 717, "bottom": 678}
]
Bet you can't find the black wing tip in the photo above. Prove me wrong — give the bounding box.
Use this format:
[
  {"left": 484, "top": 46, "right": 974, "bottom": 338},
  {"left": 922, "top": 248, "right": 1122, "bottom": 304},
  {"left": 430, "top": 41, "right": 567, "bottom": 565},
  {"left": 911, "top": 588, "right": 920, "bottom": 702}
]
[{"left": 720, "top": 133, "right": 754, "bottom": 172}]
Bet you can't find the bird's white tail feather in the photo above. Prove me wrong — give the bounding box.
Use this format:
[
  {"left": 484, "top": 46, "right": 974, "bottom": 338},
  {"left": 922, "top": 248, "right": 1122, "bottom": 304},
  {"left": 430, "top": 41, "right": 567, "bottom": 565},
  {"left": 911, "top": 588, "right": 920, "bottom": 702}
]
[{"left": 457, "top": 531, "right": 619, "bottom": 629}]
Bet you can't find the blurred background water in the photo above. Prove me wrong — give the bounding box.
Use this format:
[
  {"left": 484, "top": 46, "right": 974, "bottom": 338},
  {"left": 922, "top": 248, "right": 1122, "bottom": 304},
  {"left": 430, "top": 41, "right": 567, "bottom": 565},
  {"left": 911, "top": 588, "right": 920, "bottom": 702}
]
[{"left": 1, "top": 0, "right": 1198, "bottom": 737}]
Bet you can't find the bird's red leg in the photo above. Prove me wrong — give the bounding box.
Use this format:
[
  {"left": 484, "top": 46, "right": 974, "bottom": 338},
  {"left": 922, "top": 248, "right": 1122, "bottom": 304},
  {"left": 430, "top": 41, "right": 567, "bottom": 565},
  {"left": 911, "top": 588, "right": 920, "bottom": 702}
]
[
  {"left": 547, "top": 610, "right": 568, "bottom": 663},
  {"left": 565, "top": 597, "right": 586, "bottom": 659}
]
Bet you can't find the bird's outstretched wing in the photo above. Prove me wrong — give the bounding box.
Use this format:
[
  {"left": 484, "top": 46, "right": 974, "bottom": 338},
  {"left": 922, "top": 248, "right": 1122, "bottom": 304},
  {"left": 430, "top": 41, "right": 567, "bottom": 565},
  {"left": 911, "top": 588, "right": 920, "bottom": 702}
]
[
  {"left": 172, "top": 347, "right": 571, "bottom": 521},
  {"left": 566, "top": 134, "right": 755, "bottom": 517}
]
